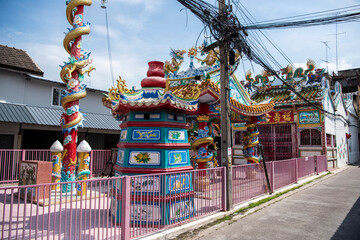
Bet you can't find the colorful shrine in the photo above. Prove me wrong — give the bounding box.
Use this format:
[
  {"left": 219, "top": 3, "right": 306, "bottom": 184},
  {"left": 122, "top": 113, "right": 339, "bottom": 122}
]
[
  {"left": 102, "top": 46, "right": 275, "bottom": 223},
  {"left": 103, "top": 61, "right": 198, "bottom": 224},
  {"left": 231, "top": 59, "right": 352, "bottom": 168}
]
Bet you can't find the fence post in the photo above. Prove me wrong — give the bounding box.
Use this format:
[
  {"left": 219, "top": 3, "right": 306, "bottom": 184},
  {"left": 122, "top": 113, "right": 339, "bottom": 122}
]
[
  {"left": 121, "top": 176, "right": 131, "bottom": 240},
  {"left": 325, "top": 155, "right": 328, "bottom": 172},
  {"left": 21, "top": 149, "right": 26, "bottom": 161},
  {"left": 222, "top": 167, "right": 227, "bottom": 211},
  {"left": 295, "top": 158, "right": 298, "bottom": 183},
  {"left": 90, "top": 151, "right": 94, "bottom": 178},
  {"left": 315, "top": 155, "right": 318, "bottom": 175},
  {"left": 271, "top": 161, "right": 275, "bottom": 193}
]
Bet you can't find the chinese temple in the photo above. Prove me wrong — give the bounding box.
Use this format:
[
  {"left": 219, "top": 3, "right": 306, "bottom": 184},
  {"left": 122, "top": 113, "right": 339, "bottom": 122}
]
[
  {"left": 101, "top": 46, "right": 275, "bottom": 223},
  {"left": 233, "top": 60, "right": 356, "bottom": 168}
]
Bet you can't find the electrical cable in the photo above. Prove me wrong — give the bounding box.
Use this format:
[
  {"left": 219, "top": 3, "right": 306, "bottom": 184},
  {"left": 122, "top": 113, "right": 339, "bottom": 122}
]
[{"left": 177, "top": 0, "right": 359, "bottom": 129}]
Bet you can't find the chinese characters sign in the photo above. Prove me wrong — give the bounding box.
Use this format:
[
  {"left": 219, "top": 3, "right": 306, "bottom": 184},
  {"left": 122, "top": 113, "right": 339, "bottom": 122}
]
[{"left": 265, "top": 110, "right": 294, "bottom": 124}]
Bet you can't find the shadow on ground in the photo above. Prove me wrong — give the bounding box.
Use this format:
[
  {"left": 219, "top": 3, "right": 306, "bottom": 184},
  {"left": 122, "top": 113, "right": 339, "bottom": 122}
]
[{"left": 331, "top": 196, "right": 360, "bottom": 240}]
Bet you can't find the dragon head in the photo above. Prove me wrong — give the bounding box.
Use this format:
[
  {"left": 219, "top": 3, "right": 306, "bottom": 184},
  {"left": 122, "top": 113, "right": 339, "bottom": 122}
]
[{"left": 170, "top": 49, "right": 186, "bottom": 61}]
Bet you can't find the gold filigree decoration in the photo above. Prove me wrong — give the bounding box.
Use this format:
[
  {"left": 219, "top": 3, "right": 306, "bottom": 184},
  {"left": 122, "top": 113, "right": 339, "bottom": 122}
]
[
  {"left": 196, "top": 45, "right": 219, "bottom": 66},
  {"left": 188, "top": 46, "right": 197, "bottom": 57},
  {"left": 108, "top": 76, "right": 134, "bottom": 101},
  {"left": 177, "top": 84, "right": 201, "bottom": 100}
]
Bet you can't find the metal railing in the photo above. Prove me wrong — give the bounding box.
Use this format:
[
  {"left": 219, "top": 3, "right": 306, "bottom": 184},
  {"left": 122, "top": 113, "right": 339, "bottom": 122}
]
[
  {"left": 0, "top": 155, "right": 327, "bottom": 239},
  {"left": 232, "top": 155, "right": 328, "bottom": 206},
  {"left": 0, "top": 149, "right": 112, "bottom": 184},
  {"left": 0, "top": 168, "right": 225, "bottom": 240}
]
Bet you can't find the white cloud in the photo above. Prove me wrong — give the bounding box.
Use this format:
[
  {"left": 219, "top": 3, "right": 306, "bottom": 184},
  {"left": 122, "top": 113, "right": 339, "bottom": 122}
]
[
  {"left": 92, "top": 24, "right": 122, "bottom": 39},
  {"left": 113, "top": 15, "right": 144, "bottom": 31},
  {"left": 0, "top": 29, "right": 25, "bottom": 41},
  {"left": 112, "top": 0, "right": 163, "bottom": 11}
]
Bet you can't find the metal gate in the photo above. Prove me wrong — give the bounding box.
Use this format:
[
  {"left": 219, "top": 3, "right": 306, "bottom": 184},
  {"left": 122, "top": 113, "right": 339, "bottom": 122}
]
[{"left": 257, "top": 124, "right": 297, "bottom": 161}]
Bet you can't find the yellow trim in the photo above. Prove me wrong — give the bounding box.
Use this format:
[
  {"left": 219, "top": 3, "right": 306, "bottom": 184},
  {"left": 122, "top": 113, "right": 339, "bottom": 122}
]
[
  {"left": 191, "top": 137, "right": 214, "bottom": 149},
  {"left": 196, "top": 155, "right": 214, "bottom": 163},
  {"left": 66, "top": 0, "right": 93, "bottom": 25},
  {"left": 61, "top": 91, "right": 87, "bottom": 108},
  {"left": 63, "top": 26, "right": 91, "bottom": 55}
]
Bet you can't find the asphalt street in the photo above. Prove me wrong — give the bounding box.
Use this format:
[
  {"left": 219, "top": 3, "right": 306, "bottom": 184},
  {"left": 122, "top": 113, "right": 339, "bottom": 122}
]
[{"left": 196, "top": 165, "right": 360, "bottom": 240}]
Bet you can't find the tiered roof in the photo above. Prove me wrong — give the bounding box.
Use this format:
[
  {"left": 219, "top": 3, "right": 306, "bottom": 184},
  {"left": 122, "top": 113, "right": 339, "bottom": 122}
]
[{"left": 252, "top": 85, "right": 322, "bottom": 106}]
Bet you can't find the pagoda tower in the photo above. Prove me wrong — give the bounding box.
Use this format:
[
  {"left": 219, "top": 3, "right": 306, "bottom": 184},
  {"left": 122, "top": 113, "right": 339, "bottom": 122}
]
[{"left": 106, "top": 61, "right": 199, "bottom": 225}]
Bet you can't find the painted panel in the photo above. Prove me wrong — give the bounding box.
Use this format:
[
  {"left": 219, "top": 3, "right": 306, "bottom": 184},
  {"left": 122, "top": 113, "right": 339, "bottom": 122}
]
[
  {"left": 168, "top": 129, "right": 186, "bottom": 141},
  {"left": 131, "top": 176, "right": 161, "bottom": 193},
  {"left": 117, "top": 150, "right": 125, "bottom": 165},
  {"left": 168, "top": 173, "right": 191, "bottom": 194},
  {"left": 120, "top": 129, "right": 127, "bottom": 141},
  {"left": 232, "top": 122, "right": 246, "bottom": 130},
  {"left": 129, "top": 151, "right": 161, "bottom": 166},
  {"left": 131, "top": 129, "right": 161, "bottom": 141},
  {"left": 298, "top": 110, "right": 321, "bottom": 126},
  {"left": 169, "top": 199, "right": 194, "bottom": 222},
  {"left": 131, "top": 202, "right": 161, "bottom": 223},
  {"left": 168, "top": 150, "right": 188, "bottom": 165}
]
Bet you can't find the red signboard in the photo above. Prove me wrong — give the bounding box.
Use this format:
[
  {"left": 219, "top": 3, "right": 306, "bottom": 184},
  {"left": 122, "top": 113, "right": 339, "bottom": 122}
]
[{"left": 263, "top": 110, "right": 294, "bottom": 124}]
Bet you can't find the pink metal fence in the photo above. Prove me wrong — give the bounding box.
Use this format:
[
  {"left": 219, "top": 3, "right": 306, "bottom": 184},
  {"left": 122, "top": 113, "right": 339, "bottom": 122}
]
[
  {"left": 0, "top": 167, "right": 225, "bottom": 239},
  {"left": 297, "top": 156, "right": 315, "bottom": 179},
  {"left": 0, "top": 177, "right": 123, "bottom": 240},
  {"left": 0, "top": 156, "right": 327, "bottom": 239},
  {"left": 232, "top": 155, "right": 328, "bottom": 206},
  {"left": 23, "top": 150, "right": 52, "bottom": 162},
  {"left": 232, "top": 163, "right": 271, "bottom": 205},
  {"left": 0, "top": 149, "right": 112, "bottom": 184},
  {"left": 126, "top": 168, "right": 225, "bottom": 239},
  {"left": 90, "top": 150, "right": 113, "bottom": 177},
  {"left": 0, "top": 150, "right": 22, "bottom": 184},
  {"left": 316, "top": 155, "right": 328, "bottom": 173},
  {"left": 272, "top": 159, "right": 297, "bottom": 190}
]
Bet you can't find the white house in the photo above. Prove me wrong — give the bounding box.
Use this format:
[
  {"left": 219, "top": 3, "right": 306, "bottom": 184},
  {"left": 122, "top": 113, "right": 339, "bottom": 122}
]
[{"left": 0, "top": 45, "right": 120, "bottom": 150}]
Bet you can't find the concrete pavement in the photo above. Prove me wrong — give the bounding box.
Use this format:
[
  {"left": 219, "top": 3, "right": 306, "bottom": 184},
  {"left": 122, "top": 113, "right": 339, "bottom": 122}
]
[{"left": 191, "top": 164, "right": 360, "bottom": 240}]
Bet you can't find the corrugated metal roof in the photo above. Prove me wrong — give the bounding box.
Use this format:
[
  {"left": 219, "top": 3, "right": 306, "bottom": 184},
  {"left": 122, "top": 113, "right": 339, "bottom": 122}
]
[
  {"left": 83, "top": 112, "right": 119, "bottom": 130},
  {"left": 27, "top": 106, "right": 62, "bottom": 126},
  {"left": 0, "top": 102, "right": 37, "bottom": 124},
  {"left": 0, "top": 102, "right": 120, "bottom": 130}
]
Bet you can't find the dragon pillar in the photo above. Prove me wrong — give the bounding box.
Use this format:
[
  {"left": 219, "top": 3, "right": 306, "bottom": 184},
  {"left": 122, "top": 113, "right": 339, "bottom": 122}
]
[
  {"left": 243, "top": 122, "right": 260, "bottom": 164},
  {"left": 192, "top": 115, "right": 215, "bottom": 169},
  {"left": 60, "top": 0, "right": 94, "bottom": 192}
]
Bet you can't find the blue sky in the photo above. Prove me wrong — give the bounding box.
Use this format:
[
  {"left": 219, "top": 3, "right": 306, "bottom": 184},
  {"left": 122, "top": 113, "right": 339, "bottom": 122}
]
[{"left": 1, "top": 0, "right": 359, "bottom": 91}]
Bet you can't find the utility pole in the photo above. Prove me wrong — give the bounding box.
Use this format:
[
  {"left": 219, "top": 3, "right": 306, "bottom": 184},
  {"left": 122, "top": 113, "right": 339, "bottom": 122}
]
[{"left": 218, "top": 0, "right": 233, "bottom": 211}]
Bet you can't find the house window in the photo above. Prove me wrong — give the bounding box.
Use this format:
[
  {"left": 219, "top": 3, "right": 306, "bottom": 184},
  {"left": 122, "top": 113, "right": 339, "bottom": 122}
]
[
  {"left": 52, "top": 88, "right": 64, "bottom": 107},
  {"left": 326, "top": 134, "right": 332, "bottom": 147},
  {"left": 300, "top": 129, "right": 321, "bottom": 146}
]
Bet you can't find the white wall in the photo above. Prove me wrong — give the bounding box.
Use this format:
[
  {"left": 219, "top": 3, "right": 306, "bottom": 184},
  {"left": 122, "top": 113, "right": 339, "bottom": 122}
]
[
  {"left": 0, "top": 69, "right": 110, "bottom": 115},
  {"left": 333, "top": 92, "right": 349, "bottom": 167},
  {"left": 348, "top": 113, "right": 359, "bottom": 164},
  {"left": 0, "top": 69, "right": 26, "bottom": 104}
]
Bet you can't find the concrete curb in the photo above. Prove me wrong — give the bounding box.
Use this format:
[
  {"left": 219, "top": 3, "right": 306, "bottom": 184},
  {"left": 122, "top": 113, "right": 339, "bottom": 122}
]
[{"left": 140, "top": 166, "right": 349, "bottom": 240}]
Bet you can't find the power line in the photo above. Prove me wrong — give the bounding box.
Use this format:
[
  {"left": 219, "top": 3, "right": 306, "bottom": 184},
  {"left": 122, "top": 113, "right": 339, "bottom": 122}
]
[{"left": 176, "top": 0, "right": 359, "bottom": 128}]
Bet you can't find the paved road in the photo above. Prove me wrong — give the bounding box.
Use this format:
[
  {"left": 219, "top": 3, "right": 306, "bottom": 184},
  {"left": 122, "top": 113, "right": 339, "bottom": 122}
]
[{"left": 196, "top": 165, "right": 360, "bottom": 240}]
